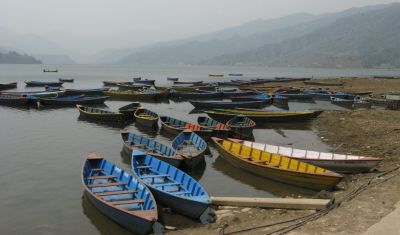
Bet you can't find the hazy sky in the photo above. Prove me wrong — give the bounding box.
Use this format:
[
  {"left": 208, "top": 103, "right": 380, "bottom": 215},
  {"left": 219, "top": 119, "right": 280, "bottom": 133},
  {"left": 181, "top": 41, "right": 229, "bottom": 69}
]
[{"left": 0, "top": 0, "right": 399, "bottom": 57}]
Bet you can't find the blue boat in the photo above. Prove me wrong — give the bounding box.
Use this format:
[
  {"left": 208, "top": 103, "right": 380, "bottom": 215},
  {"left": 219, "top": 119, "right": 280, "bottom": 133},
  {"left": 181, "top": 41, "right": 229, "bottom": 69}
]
[
  {"left": 39, "top": 95, "right": 108, "bottom": 105},
  {"left": 25, "top": 81, "right": 64, "bottom": 87},
  {"left": 134, "top": 79, "right": 155, "bottom": 85},
  {"left": 65, "top": 88, "right": 107, "bottom": 95},
  {"left": 171, "top": 130, "right": 207, "bottom": 169},
  {"left": 0, "top": 95, "right": 34, "bottom": 106},
  {"left": 82, "top": 153, "right": 162, "bottom": 235},
  {"left": 167, "top": 77, "right": 179, "bottom": 81},
  {"left": 131, "top": 150, "right": 213, "bottom": 221},
  {"left": 189, "top": 100, "right": 270, "bottom": 109},
  {"left": 230, "top": 93, "right": 271, "bottom": 101},
  {"left": 120, "top": 130, "right": 184, "bottom": 167}
]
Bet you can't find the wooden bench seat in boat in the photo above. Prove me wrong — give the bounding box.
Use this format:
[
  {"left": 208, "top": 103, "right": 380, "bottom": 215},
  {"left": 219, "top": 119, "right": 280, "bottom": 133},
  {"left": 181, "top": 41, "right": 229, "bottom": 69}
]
[
  {"left": 109, "top": 199, "right": 145, "bottom": 205},
  {"left": 88, "top": 182, "right": 127, "bottom": 188},
  {"left": 90, "top": 168, "right": 103, "bottom": 172},
  {"left": 96, "top": 190, "right": 137, "bottom": 196},
  {"left": 88, "top": 175, "right": 116, "bottom": 180}
]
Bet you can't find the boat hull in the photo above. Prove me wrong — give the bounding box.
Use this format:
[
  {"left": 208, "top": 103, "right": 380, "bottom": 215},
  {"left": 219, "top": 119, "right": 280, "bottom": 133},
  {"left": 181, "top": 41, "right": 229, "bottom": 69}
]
[
  {"left": 189, "top": 100, "right": 269, "bottom": 109},
  {"left": 213, "top": 140, "right": 342, "bottom": 190},
  {"left": 77, "top": 106, "right": 124, "bottom": 122},
  {"left": 40, "top": 96, "right": 108, "bottom": 106},
  {"left": 206, "top": 111, "right": 322, "bottom": 123}
]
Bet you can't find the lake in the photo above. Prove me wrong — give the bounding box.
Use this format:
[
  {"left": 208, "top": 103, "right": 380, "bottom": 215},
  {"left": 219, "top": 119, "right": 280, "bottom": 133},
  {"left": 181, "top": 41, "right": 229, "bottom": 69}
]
[{"left": 0, "top": 64, "right": 397, "bottom": 234}]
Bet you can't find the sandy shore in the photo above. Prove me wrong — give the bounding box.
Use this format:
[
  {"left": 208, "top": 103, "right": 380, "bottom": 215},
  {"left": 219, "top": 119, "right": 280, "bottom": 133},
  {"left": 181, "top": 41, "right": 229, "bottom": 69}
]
[{"left": 167, "top": 78, "right": 400, "bottom": 235}]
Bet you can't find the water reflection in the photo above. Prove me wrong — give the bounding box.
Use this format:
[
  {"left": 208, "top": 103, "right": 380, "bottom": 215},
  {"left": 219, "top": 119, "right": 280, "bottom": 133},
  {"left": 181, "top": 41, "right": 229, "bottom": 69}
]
[{"left": 212, "top": 155, "right": 315, "bottom": 197}]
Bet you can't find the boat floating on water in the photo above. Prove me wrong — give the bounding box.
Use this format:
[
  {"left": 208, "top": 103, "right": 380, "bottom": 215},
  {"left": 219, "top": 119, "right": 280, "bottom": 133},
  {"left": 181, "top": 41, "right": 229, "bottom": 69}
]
[
  {"left": 134, "top": 108, "right": 159, "bottom": 128},
  {"left": 189, "top": 100, "right": 270, "bottom": 109},
  {"left": 76, "top": 105, "right": 125, "bottom": 122},
  {"left": 25, "top": 81, "right": 64, "bottom": 87},
  {"left": 131, "top": 150, "right": 213, "bottom": 222},
  {"left": 0, "top": 82, "right": 17, "bottom": 91},
  {"left": 171, "top": 130, "right": 208, "bottom": 169},
  {"left": 118, "top": 102, "right": 142, "bottom": 117},
  {"left": 40, "top": 95, "right": 108, "bottom": 106},
  {"left": 160, "top": 116, "right": 213, "bottom": 138},
  {"left": 59, "top": 78, "right": 74, "bottom": 83},
  {"left": 82, "top": 153, "right": 162, "bottom": 235},
  {"left": 226, "top": 115, "right": 255, "bottom": 139}
]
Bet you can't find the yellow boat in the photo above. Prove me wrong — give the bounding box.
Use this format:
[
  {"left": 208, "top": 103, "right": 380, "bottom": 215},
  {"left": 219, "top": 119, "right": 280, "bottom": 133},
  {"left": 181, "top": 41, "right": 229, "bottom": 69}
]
[{"left": 211, "top": 137, "right": 343, "bottom": 190}]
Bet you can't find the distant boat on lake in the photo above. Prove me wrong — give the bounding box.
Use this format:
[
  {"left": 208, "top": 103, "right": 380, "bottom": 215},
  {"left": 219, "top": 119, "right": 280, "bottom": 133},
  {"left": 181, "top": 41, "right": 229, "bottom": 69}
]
[
  {"left": 208, "top": 74, "right": 224, "bottom": 77},
  {"left": 43, "top": 68, "right": 58, "bottom": 73}
]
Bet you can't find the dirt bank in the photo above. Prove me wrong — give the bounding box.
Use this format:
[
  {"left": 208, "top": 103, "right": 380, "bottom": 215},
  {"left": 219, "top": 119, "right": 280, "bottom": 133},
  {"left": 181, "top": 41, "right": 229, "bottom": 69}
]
[{"left": 168, "top": 78, "right": 400, "bottom": 235}]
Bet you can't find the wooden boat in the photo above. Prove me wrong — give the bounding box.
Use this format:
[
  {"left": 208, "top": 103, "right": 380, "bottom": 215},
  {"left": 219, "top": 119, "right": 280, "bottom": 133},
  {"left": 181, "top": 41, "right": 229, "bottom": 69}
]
[
  {"left": 39, "top": 95, "right": 108, "bottom": 106},
  {"left": 211, "top": 138, "right": 343, "bottom": 190},
  {"left": 76, "top": 105, "right": 124, "bottom": 121},
  {"left": 103, "top": 81, "right": 129, "bottom": 86},
  {"left": 131, "top": 150, "right": 212, "bottom": 221},
  {"left": 226, "top": 115, "right": 255, "bottom": 139},
  {"left": 208, "top": 74, "right": 224, "bottom": 77},
  {"left": 160, "top": 116, "right": 213, "bottom": 138},
  {"left": 170, "top": 85, "right": 216, "bottom": 92},
  {"left": 0, "top": 90, "right": 65, "bottom": 98},
  {"left": 173, "top": 81, "right": 203, "bottom": 85},
  {"left": 171, "top": 130, "right": 207, "bottom": 168},
  {"left": 134, "top": 108, "right": 159, "bottom": 128},
  {"left": 230, "top": 93, "right": 272, "bottom": 102},
  {"left": 43, "top": 69, "right": 58, "bottom": 72},
  {"left": 229, "top": 139, "right": 383, "bottom": 173},
  {"left": 65, "top": 88, "right": 107, "bottom": 96},
  {"left": 221, "top": 90, "right": 258, "bottom": 97},
  {"left": 134, "top": 79, "right": 156, "bottom": 85},
  {"left": 104, "top": 89, "right": 168, "bottom": 101},
  {"left": 272, "top": 94, "right": 289, "bottom": 104},
  {"left": 197, "top": 116, "right": 231, "bottom": 136},
  {"left": 304, "top": 81, "right": 344, "bottom": 86},
  {"left": 82, "top": 153, "right": 161, "bottom": 235},
  {"left": 205, "top": 109, "right": 323, "bottom": 123},
  {"left": 0, "top": 95, "right": 32, "bottom": 106},
  {"left": 330, "top": 97, "right": 354, "bottom": 108},
  {"left": 25, "top": 81, "right": 64, "bottom": 87},
  {"left": 167, "top": 77, "right": 179, "bottom": 81},
  {"left": 116, "top": 83, "right": 151, "bottom": 91},
  {"left": 228, "top": 73, "right": 243, "bottom": 76},
  {"left": 353, "top": 100, "right": 372, "bottom": 109},
  {"left": 59, "top": 78, "right": 74, "bottom": 83},
  {"left": 274, "top": 93, "right": 314, "bottom": 100},
  {"left": 189, "top": 100, "right": 269, "bottom": 109},
  {"left": 305, "top": 91, "right": 356, "bottom": 100},
  {"left": 170, "top": 90, "right": 221, "bottom": 100},
  {"left": 0, "top": 82, "right": 17, "bottom": 90},
  {"left": 118, "top": 102, "right": 142, "bottom": 117},
  {"left": 120, "top": 131, "right": 183, "bottom": 167}
]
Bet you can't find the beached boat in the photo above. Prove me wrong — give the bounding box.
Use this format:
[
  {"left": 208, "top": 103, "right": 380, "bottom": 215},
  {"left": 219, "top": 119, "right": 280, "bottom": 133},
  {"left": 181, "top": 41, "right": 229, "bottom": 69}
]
[
  {"left": 39, "top": 95, "right": 108, "bottom": 106},
  {"left": 204, "top": 109, "right": 323, "bottom": 123},
  {"left": 104, "top": 89, "right": 168, "bottom": 101},
  {"left": 118, "top": 102, "right": 142, "bottom": 117},
  {"left": 330, "top": 97, "right": 354, "bottom": 108},
  {"left": 65, "top": 88, "right": 107, "bottom": 96},
  {"left": 274, "top": 93, "right": 314, "bottom": 100},
  {"left": 120, "top": 131, "right": 183, "bottom": 167},
  {"left": 0, "top": 90, "right": 65, "bottom": 98},
  {"left": 173, "top": 81, "right": 203, "bottom": 85},
  {"left": 307, "top": 91, "right": 356, "bottom": 100},
  {"left": 59, "top": 78, "right": 74, "bottom": 83},
  {"left": 353, "top": 99, "right": 372, "bottom": 109},
  {"left": 304, "top": 81, "right": 344, "bottom": 86},
  {"left": 0, "top": 95, "right": 32, "bottom": 106},
  {"left": 230, "top": 93, "right": 272, "bottom": 102},
  {"left": 131, "top": 150, "right": 212, "bottom": 221},
  {"left": 76, "top": 105, "right": 125, "bottom": 121},
  {"left": 189, "top": 100, "right": 270, "bottom": 109},
  {"left": 229, "top": 139, "right": 382, "bottom": 173},
  {"left": 134, "top": 79, "right": 156, "bottom": 85},
  {"left": 25, "top": 81, "right": 64, "bottom": 87},
  {"left": 103, "top": 81, "right": 129, "bottom": 86},
  {"left": 211, "top": 138, "right": 343, "bottom": 190},
  {"left": 134, "top": 108, "right": 159, "bottom": 128},
  {"left": 208, "top": 74, "right": 224, "bottom": 77},
  {"left": 82, "top": 153, "right": 161, "bottom": 235},
  {"left": 226, "top": 115, "right": 255, "bottom": 139},
  {"left": 0, "top": 82, "right": 17, "bottom": 90},
  {"left": 171, "top": 130, "right": 207, "bottom": 168},
  {"left": 167, "top": 77, "right": 179, "bottom": 81},
  {"left": 160, "top": 116, "right": 213, "bottom": 137}
]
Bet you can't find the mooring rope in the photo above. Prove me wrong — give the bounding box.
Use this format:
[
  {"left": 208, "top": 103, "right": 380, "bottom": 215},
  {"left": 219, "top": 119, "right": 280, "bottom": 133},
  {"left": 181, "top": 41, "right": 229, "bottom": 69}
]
[{"left": 219, "top": 165, "right": 400, "bottom": 235}]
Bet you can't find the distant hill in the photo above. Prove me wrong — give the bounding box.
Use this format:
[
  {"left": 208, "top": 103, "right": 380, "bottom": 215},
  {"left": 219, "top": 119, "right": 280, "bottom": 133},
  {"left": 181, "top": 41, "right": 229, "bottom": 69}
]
[
  {"left": 202, "top": 4, "right": 400, "bottom": 68},
  {"left": 0, "top": 51, "right": 41, "bottom": 64},
  {"left": 34, "top": 54, "right": 76, "bottom": 64},
  {"left": 117, "top": 4, "right": 391, "bottom": 66}
]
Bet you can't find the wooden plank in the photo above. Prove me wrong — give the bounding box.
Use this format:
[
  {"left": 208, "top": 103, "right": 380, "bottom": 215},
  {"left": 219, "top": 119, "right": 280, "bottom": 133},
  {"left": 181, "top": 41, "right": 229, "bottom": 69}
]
[
  {"left": 90, "top": 168, "right": 103, "bottom": 172},
  {"left": 96, "top": 190, "right": 137, "bottom": 196},
  {"left": 88, "top": 175, "right": 116, "bottom": 180},
  {"left": 109, "top": 199, "right": 145, "bottom": 205},
  {"left": 88, "top": 182, "right": 126, "bottom": 188},
  {"left": 211, "top": 196, "right": 332, "bottom": 210}
]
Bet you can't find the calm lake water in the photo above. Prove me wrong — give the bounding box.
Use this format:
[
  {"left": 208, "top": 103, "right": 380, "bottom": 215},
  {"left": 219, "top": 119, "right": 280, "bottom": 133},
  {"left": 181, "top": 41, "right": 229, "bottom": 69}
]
[{"left": 0, "top": 64, "right": 398, "bottom": 234}]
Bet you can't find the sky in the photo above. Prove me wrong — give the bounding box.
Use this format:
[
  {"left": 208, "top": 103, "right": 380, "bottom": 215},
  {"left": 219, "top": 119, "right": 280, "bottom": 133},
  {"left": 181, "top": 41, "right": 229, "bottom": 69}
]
[{"left": 0, "top": 0, "right": 399, "bottom": 58}]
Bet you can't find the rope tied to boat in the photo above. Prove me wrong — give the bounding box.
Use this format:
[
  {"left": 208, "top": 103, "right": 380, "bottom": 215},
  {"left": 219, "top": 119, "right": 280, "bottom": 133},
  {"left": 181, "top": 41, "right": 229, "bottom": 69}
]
[{"left": 218, "top": 165, "right": 400, "bottom": 235}]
